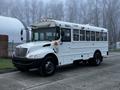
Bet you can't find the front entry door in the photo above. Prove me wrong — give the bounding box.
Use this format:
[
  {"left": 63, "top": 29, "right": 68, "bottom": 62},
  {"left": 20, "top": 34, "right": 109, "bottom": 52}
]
[{"left": 58, "top": 28, "right": 72, "bottom": 65}]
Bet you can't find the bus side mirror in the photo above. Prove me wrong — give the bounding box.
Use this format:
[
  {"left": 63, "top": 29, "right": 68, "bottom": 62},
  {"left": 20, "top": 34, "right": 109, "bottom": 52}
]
[
  {"left": 21, "top": 29, "right": 23, "bottom": 36},
  {"left": 21, "top": 37, "right": 23, "bottom": 41},
  {"left": 20, "top": 29, "right": 24, "bottom": 41}
]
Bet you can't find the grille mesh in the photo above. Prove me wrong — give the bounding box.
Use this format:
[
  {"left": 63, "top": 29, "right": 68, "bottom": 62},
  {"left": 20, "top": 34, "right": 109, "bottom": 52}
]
[{"left": 15, "top": 48, "right": 27, "bottom": 57}]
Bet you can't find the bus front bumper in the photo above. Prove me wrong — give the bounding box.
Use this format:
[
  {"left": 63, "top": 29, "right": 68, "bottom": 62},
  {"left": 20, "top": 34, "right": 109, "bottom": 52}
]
[{"left": 12, "top": 57, "right": 43, "bottom": 69}]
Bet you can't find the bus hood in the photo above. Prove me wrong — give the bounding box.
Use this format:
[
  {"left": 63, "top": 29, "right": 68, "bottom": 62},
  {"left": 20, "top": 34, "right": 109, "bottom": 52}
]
[{"left": 16, "top": 41, "right": 51, "bottom": 49}]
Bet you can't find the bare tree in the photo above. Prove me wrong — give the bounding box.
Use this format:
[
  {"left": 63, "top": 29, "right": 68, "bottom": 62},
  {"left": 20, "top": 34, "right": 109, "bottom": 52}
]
[
  {"left": 1, "top": 0, "right": 120, "bottom": 49},
  {"left": 44, "top": 0, "right": 64, "bottom": 20},
  {"left": 0, "top": 0, "right": 10, "bottom": 16},
  {"left": 65, "top": 0, "right": 78, "bottom": 22},
  {"left": 105, "top": 0, "right": 120, "bottom": 48}
]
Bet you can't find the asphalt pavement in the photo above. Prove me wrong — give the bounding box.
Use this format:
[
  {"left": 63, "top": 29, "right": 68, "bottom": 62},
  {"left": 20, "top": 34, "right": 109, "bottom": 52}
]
[{"left": 0, "top": 52, "right": 120, "bottom": 90}]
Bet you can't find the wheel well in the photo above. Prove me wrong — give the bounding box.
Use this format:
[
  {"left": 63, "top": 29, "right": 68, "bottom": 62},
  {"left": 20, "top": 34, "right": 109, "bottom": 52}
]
[
  {"left": 94, "top": 50, "right": 102, "bottom": 56},
  {"left": 94, "top": 49, "right": 103, "bottom": 59},
  {"left": 45, "top": 53, "right": 59, "bottom": 65}
]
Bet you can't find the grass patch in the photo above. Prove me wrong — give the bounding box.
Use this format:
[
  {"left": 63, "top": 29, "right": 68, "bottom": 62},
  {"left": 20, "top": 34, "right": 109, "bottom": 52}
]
[
  {"left": 110, "top": 49, "right": 120, "bottom": 52},
  {"left": 0, "top": 58, "right": 15, "bottom": 70}
]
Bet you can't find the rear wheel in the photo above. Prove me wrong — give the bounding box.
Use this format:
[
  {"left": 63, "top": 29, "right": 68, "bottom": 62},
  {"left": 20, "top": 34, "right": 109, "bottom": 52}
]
[
  {"left": 89, "top": 51, "right": 103, "bottom": 66},
  {"left": 39, "top": 56, "right": 56, "bottom": 76}
]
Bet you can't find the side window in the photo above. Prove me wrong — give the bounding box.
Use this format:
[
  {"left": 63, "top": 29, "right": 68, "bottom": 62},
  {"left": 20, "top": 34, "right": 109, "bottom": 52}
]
[
  {"left": 61, "top": 28, "right": 71, "bottom": 42},
  {"left": 96, "top": 32, "right": 100, "bottom": 41},
  {"left": 80, "top": 30, "right": 85, "bottom": 41},
  {"left": 103, "top": 32, "right": 107, "bottom": 41},
  {"left": 100, "top": 32, "right": 104, "bottom": 41},
  {"left": 91, "top": 31, "right": 95, "bottom": 41},
  {"left": 73, "top": 29, "right": 79, "bottom": 41},
  {"left": 86, "top": 31, "right": 90, "bottom": 41}
]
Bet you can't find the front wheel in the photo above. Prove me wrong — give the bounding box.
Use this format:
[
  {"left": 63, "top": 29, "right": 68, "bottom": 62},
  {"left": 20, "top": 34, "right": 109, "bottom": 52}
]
[{"left": 38, "top": 57, "right": 56, "bottom": 76}]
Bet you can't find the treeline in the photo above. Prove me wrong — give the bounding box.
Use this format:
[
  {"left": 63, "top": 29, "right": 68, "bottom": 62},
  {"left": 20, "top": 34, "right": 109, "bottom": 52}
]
[{"left": 0, "top": 0, "right": 120, "bottom": 48}]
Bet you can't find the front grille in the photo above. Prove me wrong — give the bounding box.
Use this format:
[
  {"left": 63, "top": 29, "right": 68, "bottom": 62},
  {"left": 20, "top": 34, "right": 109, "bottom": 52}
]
[{"left": 15, "top": 48, "right": 27, "bottom": 57}]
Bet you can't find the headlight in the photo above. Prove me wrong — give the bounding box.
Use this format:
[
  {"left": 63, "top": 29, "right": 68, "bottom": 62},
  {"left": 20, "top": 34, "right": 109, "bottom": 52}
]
[
  {"left": 28, "top": 55, "right": 40, "bottom": 59},
  {"left": 34, "top": 55, "right": 40, "bottom": 58},
  {"left": 28, "top": 55, "right": 35, "bottom": 59}
]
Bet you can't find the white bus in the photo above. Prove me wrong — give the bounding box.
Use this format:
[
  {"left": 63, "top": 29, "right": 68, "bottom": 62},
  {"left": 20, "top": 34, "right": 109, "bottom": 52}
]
[{"left": 12, "top": 20, "right": 108, "bottom": 76}]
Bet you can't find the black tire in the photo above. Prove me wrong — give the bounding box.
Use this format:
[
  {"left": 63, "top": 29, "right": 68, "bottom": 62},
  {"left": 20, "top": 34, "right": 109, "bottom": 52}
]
[
  {"left": 73, "top": 61, "right": 80, "bottom": 66},
  {"left": 39, "top": 56, "right": 56, "bottom": 76},
  {"left": 89, "top": 51, "right": 103, "bottom": 66}
]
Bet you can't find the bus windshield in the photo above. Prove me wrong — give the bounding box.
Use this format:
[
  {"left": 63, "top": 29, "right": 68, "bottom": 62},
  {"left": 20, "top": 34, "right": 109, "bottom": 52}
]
[{"left": 32, "top": 27, "right": 60, "bottom": 41}]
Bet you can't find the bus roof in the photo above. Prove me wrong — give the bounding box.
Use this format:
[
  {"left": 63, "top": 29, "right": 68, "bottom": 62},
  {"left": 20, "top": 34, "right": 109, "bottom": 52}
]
[{"left": 32, "top": 20, "right": 108, "bottom": 32}]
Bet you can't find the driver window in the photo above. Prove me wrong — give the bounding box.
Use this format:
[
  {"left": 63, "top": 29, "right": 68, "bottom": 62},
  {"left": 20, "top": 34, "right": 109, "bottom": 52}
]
[{"left": 61, "top": 28, "right": 71, "bottom": 42}]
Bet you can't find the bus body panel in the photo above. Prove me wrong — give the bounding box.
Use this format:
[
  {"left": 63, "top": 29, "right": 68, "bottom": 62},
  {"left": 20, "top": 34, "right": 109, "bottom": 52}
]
[{"left": 57, "top": 41, "right": 108, "bottom": 65}]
